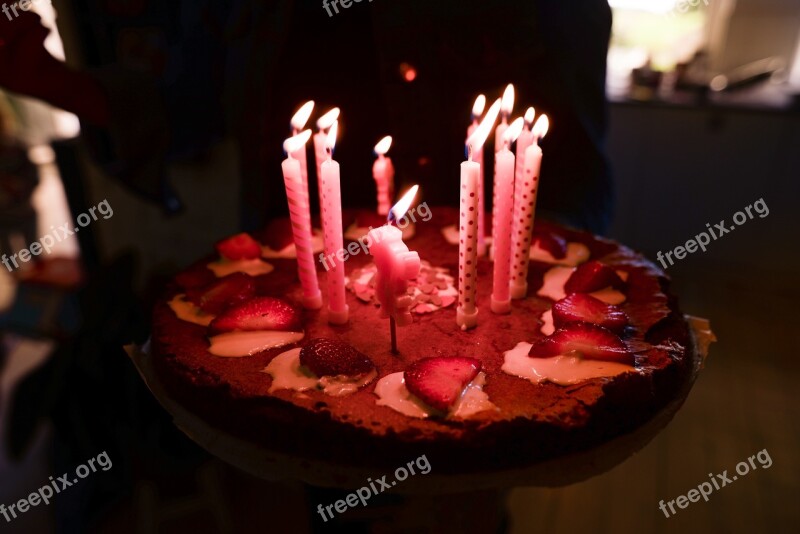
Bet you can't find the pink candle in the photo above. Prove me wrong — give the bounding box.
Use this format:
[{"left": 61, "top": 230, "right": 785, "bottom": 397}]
[
  {"left": 491, "top": 84, "right": 514, "bottom": 261},
  {"left": 491, "top": 117, "right": 524, "bottom": 314},
  {"left": 319, "top": 121, "right": 349, "bottom": 324},
  {"left": 314, "top": 107, "right": 340, "bottom": 209},
  {"left": 458, "top": 101, "right": 500, "bottom": 330},
  {"left": 515, "top": 107, "right": 535, "bottom": 190},
  {"left": 467, "top": 95, "right": 487, "bottom": 256},
  {"left": 290, "top": 100, "right": 314, "bottom": 189},
  {"left": 282, "top": 130, "right": 322, "bottom": 309},
  {"left": 372, "top": 136, "right": 395, "bottom": 216},
  {"left": 510, "top": 115, "right": 549, "bottom": 299},
  {"left": 367, "top": 186, "right": 421, "bottom": 326},
  {"left": 494, "top": 84, "right": 515, "bottom": 153}
]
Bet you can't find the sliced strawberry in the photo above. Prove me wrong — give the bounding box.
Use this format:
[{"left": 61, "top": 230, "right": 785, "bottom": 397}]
[
  {"left": 208, "top": 296, "right": 301, "bottom": 334},
  {"left": 528, "top": 322, "right": 633, "bottom": 365},
  {"left": 404, "top": 356, "right": 481, "bottom": 413},
  {"left": 533, "top": 232, "right": 567, "bottom": 259},
  {"left": 215, "top": 233, "right": 262, "bottom": 261},
  {"left": 299, "top": 338, "right": 375, "bottom": 377},
  {"left": 185, "top": 273, "right": 256, "bottom": 315},
  {"left": 264, "top": 219, "right": 295, "bottom": 251},
  {"left": 564, "top": 260, "right": 625, "bottom": 294},
  {"left": 552, "top": 294, "right": 628, "bottom": 333}
]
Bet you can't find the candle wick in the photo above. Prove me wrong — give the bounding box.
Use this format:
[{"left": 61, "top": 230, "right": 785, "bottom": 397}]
[{"left": 468, "top": 143, "right": 473, "bottom": 161}]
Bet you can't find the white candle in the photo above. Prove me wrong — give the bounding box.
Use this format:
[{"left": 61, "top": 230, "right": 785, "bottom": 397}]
[
  {"left": 510, "top": 115, "right": 549, "bottom": 299},
  {"left": 290, "top": 100, "right": 314, "bottom": 189},
  {"left": 282, "top": 130, "right": 322, "bottom": 309},
  {"left": 458, "top": 100, "right": 500, "bottom": 330},
  {"left": 314, "top": 107, "right": 340, "bottom": 210},
  {"left": 467, "top": 95, "right": 487, "bottom": 256},
  {"left": 319, "top": 121, "right": 349, "bottom": 324},
  {"left": 515, "top": 107, "right": 535, "bottom": 191},
  {"left": 373, "top": 136, "right": 395, "bottom": 216},
  {"left": 491, "top": 117, "right": 524, "bottom": 314}
]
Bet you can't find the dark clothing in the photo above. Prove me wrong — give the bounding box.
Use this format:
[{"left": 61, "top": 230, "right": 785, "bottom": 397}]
[{"left": 64, "top": 0, "right": 613, "bottom": 232}]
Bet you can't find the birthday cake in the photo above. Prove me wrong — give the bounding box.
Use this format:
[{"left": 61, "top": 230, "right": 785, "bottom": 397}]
[{"left": 150, "top": 206, "right": 703, "bottom": 475}]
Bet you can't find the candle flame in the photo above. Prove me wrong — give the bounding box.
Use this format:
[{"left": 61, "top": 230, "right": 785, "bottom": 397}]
[
  {"left": 290, "top": 101, "right": 314, "bottom": 130},
  {"left": 388, "top": 185, "right": 419, "bottom": 223},
  {"left": 283, "top": 129, "right": 312, "bottom": 154},
  {"left": 374, "top": 135, "right": 392, "bottom": 155},
  {"left": 471, "top": 94, "right": 486, "bottom": 117},
  {"left": 503, "top": 117, "right": 525, "bottom": 144},
  {"left": 466, "top": 98, "right": 501, "bottom": 152},
  {"left": 500, "top": 84, "right": 515, "bottom": 116},
  {"left": 317, "top": 107, "right": 340, "bottom": 130},
  {"left": 532, "top": 114, "right": 549, "bottom": 140},
  {"left": 524, "top": 107, "right": 535, "bottom": 126},
  {"left": 325, "top": 121, "right": 338, "bottom": 151}
]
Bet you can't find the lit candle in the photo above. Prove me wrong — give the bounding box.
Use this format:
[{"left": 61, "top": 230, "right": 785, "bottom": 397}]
[
  {"left": 290, "top": 100, "right": 314, "bottom": 190},
  {"left": 491, "top": 117, "right": 524, "bottom": 314},
  {"left": 494, "top": 84, "right": 515, "bottom": 153},
  {"left": 282, "top": 130, "right": 322, "bottom": 309},
  {"left": 510, "top": 115, "right": 549, "bottom": 299},
  {"left": 320, "top": 121, "right": 349, "bottom": 324},
  {"left": 367, "top": 186, "right": 421, "bottom": 353},
  {"left": 515, "top": 107, "right": 535, "bottom": 190},
  {"left": 314, "top": 107, "right": 340, "bottom": 209},
  {"left": 467, "top": 95, "right": 487, "bottom": 256},
  {"left": 458, "top": 99, "right": 501, "bottom": 330},
  {"left": 492, "top": 84, "right": 515, "bottom": 261},
  {"left": 373, "top": 136, "right": 395, "bottom": 216}
]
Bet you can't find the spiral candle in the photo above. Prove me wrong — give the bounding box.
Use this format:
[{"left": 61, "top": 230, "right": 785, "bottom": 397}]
[{"left": 282, "top": 131, "right": 322, "bottom": 309}]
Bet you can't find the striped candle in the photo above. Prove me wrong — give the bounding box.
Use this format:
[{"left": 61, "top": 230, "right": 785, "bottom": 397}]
[{"left": 282, "top": 130, "right": 322, "bottom": 309}]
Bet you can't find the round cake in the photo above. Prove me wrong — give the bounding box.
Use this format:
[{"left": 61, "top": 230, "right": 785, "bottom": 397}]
[{"left": 150, "top": 207, "right": 697, "bottom": 478}]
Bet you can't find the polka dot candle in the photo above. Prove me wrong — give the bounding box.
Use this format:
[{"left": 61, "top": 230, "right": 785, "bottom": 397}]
[
  {"left": 510, "top": 115, "right": 549, "bottom": 299},
  {"left": 458, "top": 98, "right": 501, "bottom": 329},
  {"left": 457, "top": 157, "right": 480, "bottom": 329}
]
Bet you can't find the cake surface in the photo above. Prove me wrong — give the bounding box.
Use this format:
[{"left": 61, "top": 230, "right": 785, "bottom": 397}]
[{"left": 151, "top": 207, "right": 694, "bottom": 476}]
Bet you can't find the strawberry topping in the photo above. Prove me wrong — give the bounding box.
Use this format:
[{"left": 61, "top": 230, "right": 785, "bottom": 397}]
[
  {"left": 185, "top": 272, "right": 256, "bottom": 315},
  {"left": 533, "top": 232, "right": 568, "bottom": 259},
  {"left": 215, "top": 233, "right": 262, "bottom": 261},
  {"left": 564, "top": 260, "right": 625, "bottom": 294},
  {"left": 552, "top": 293, "right": 628, "bottom": 333},
  {"left": 528, "top": 322, "right": 634, "bottom": 365},
  {"left": 208, "top": 296, "right": 301, "bottom": 334},
  {"left": 299, "top": 338, "right": 375, "bottom": 377},
  {"left": 404, "top": 356, "right": 481, "bottom": 413}
]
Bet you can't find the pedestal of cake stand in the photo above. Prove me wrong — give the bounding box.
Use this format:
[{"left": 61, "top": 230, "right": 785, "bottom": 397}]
[{"left": 125, "top": 318, "right": 712, "bottom": 496}]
